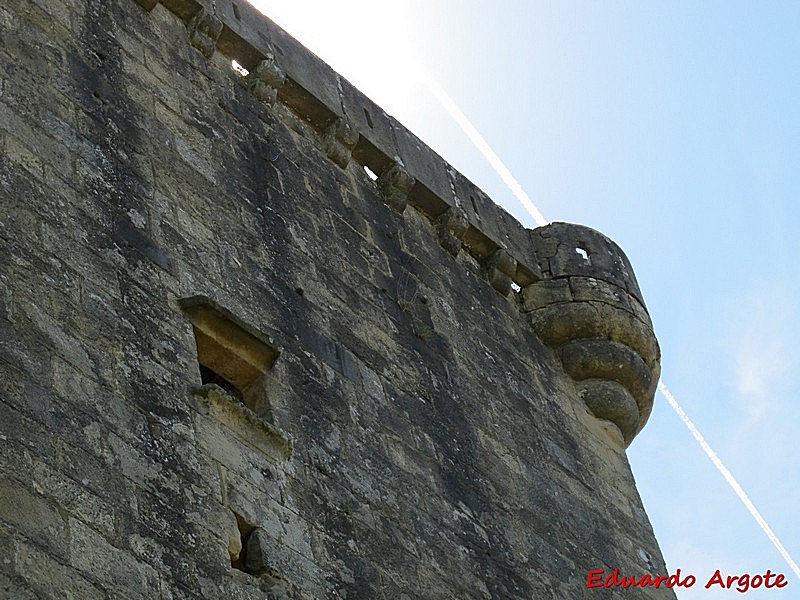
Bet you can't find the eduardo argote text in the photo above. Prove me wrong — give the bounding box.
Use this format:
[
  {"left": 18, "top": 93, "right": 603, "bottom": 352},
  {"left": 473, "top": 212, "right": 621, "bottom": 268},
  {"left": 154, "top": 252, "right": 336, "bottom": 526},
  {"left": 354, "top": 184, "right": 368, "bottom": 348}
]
[{"left": 586, "top": 568, "right": 788, "bottom": 593}]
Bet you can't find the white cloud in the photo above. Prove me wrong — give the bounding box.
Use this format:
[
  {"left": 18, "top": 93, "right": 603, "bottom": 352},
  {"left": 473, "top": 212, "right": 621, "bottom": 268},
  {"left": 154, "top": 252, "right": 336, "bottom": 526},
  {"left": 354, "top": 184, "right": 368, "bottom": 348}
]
[{"left": 732, "top": 289, "right": 795, "bottom": 420}]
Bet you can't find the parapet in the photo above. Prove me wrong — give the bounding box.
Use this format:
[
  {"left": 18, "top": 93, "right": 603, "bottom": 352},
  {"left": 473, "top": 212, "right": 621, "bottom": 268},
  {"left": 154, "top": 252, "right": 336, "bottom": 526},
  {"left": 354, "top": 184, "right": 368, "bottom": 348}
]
[{"left": 134, "top": 0, "right": 541, "bottom": 289}]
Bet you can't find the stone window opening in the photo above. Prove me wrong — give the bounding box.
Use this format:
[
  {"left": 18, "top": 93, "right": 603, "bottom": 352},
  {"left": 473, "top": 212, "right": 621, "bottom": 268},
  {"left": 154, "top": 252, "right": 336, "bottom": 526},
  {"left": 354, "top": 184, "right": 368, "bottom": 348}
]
[
  {"left": 180, "top": 295, "right": 279, "bottom": 414},
  {"left": 231, "top": 59, "right": 249, "bottom": 77},
  {"left": 575, "top": 245, "right": 591, "bottom": 264},
  {"left": 230, "top": 512, "right": 284, "bottom": 584},
  {"left": 363, "top": 164, "right": 378, "bottom": 181},
  {"left": 230, "top": 512, "right": 256, "bottom": 572}
]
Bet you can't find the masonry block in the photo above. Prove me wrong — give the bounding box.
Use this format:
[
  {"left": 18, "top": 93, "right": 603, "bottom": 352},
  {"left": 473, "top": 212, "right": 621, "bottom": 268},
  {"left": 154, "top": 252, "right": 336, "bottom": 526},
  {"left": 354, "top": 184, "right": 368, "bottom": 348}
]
[
  {"left": 323, "top": 117, "right": 358, "bottom": 169},
  {"left": 188, "top": 9, "right": 223, "bottom": 58},
  {"left": 247, "top": 53, "right": 286, "bottom": 106},
  {"left": 436, "top": 206, "right": 469, "bottom": 256},
  {"left": 376, "top": 161, "right": 414, "bottom": 213},
  {"left": 483, "top": 248, "right": 517, "bottom": 295}
]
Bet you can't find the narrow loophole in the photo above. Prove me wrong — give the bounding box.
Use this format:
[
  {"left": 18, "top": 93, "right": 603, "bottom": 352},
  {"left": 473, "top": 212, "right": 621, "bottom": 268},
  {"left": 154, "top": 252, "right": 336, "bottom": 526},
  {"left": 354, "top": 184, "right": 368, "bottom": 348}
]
[
  {"left": 576, "top": 247, "right": 590, "bottom": 262},
  {"left": 231, "top": 60, "right": 249, "bottom": 77},
  {"left": 363, "top": 165, "right": 378, "bottom": 181},
  {"left": 199, "top": 365, "right": 243, "bottom": 403}
]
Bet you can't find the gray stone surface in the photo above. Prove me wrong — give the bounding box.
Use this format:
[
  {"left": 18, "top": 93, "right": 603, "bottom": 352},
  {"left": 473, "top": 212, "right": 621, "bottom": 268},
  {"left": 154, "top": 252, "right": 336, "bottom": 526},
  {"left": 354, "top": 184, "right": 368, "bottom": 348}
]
[{"left": 0, "top": 0, "right": 671, "bottom": 598}]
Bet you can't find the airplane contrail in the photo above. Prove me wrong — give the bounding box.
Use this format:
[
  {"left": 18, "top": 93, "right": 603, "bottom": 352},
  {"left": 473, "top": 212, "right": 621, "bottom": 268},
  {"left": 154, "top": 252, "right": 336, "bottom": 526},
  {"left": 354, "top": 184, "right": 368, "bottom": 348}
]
[
  {"left": 658, "top": 381, "right": 800, "bottom": 580},
  {"left": 422, "top": 74, "right": 549, "bottom": 227}
]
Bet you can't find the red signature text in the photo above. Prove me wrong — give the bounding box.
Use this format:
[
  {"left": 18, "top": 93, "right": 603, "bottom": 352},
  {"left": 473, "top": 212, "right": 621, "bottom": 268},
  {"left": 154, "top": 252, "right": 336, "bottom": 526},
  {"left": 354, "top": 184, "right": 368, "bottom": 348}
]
[{"left": 586, "top": 568, "right": 788, "bottom": 592}]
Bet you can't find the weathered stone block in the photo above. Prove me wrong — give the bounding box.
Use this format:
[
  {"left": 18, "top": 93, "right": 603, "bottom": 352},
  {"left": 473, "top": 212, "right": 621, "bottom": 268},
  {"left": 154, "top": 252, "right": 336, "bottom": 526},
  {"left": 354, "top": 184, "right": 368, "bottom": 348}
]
[
  {"left": 576, "top": 378, "right": 640, "bottom": 442},
  {"left": 558, "top": 338, "right": 654, "bottom": 408},
  {"left": 14, "top": 539, "right": 106, "bottom": 600},
  {"left": 69, "top": 517, "right": 161, "bottom": 594},
  {"left": 340, "top": 76, "right": 398, "bottom": 174},
  {"left": 376, "top": 161, "right": 414, "bottom": 213},
  {"left": 392, "top": 124, "right": 453, "bottom": 212},
  {"left": 0, "top": 477, "right": 68, "bottom": 560},
  {"left": 323, "top": 117, "right": 358, "bottom": 169},
  {"left": 247, "top": 54, "right": 285, "bottom": 105},
  {"left": 483, "top": 248, "right": 517, "bottom": 295},
  {"left": 436, "top": 206, "right": 469, "bottom": 256},
  {"left": 520, "top": 278, "right": 573, "bottom": 310},
  {"left": 188, "top": 9, "right": 223, "bottom": 59},
  {"left": 31, "top": 459, "right": 117, "bottom": 539},
  {"left": 194, "top": 385, "right": 293, "bottom": 461}
]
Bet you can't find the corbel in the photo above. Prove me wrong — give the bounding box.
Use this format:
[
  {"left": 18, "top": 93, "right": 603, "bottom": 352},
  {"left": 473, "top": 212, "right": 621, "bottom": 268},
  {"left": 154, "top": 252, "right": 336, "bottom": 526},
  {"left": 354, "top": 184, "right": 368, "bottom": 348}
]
[
  {"left": 376, "top": 162, "right": 414, "bottom": 213},
  {"left": 188, "top": 9, "right": 223, "bottom": 59},
  {"left": 436, "top": 207, "right": 469, "bottom": 257},
  {"left": 483, "top": 248, "right": 517, "bottom": 295},
  {"left": 247, "top": 54, "right": 286, "bottom": 106},
  {"left": 323, "top": 118, "right": 358, "bottom": 169}
]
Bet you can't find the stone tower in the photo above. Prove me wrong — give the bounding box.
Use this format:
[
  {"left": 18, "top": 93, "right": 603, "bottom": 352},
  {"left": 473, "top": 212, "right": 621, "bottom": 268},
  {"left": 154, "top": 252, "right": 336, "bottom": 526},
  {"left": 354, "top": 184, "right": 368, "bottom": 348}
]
[{"left": 0, "top": 0, "right": 671, "bottom": 597}]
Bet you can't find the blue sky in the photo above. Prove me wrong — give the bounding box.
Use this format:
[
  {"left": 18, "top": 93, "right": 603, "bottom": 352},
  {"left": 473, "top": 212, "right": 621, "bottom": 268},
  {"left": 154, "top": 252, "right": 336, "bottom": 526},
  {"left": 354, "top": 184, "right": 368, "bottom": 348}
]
[{"left": 248, "top": 2, "right": 800, "bottom": 597}]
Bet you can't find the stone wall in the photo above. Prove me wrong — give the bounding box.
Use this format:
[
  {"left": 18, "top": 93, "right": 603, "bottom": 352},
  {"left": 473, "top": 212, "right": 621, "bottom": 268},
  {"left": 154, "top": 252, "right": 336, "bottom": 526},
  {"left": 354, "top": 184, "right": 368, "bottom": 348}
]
[{"left": 0, "top": 0, "right": 671, "bottom": 598}]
